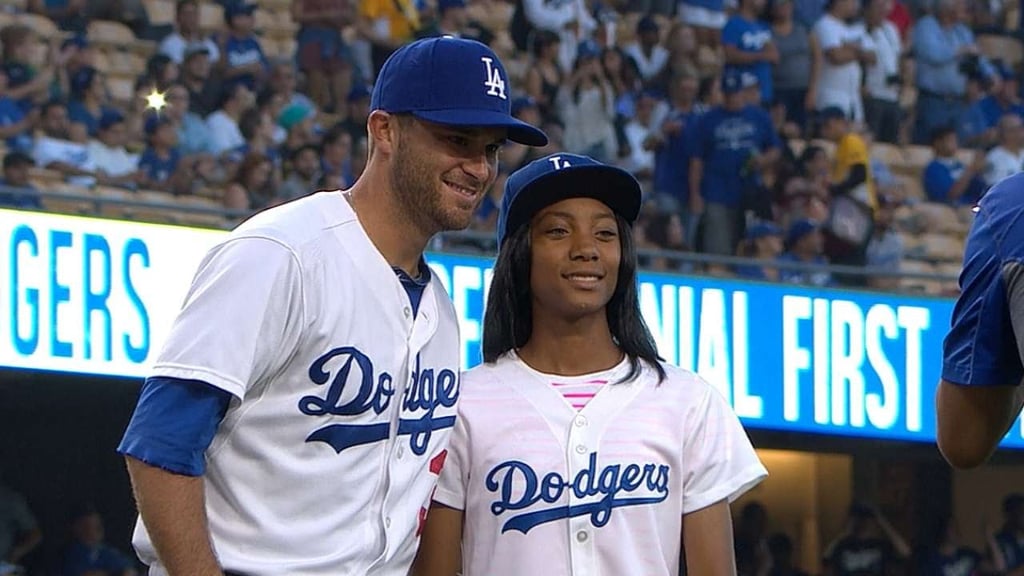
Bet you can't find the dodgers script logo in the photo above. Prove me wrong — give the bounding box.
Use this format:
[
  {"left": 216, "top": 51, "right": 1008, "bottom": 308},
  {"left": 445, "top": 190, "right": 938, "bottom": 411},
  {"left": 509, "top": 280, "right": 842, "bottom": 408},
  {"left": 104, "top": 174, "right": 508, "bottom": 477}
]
[
  {"left": 486, "top": 452, "right": 670, "bottom": 534},
  {"left": 299, "top": 347, "right": 459, "bottom": 455}
]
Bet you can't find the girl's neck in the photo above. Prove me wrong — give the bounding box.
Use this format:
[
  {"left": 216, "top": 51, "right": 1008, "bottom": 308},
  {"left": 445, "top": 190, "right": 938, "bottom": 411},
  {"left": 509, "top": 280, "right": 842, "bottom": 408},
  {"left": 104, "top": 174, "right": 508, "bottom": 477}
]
[{"left": 518, "top": 314, "right": 623, "bottom": 376}]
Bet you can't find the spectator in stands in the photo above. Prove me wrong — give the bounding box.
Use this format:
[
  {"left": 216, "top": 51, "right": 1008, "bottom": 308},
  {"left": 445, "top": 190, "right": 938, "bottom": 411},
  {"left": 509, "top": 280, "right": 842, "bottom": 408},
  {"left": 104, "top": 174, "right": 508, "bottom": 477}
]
[
  {"left": 735, "top": 221, "right": 784, "bottom": 280},
  {"left": 0, "top": 70, "right": 35, "bottom": 154},
  {"left": 138, "top": 115, "right": 190, "bottom": 194},
  {"left": 87, "top": 110, "right": 142, "bottom": 190},
  {"left": 500, "top": 97, "right": 547, "bottom": 173},
  {"left": 620, "top": 90, "right": 659, "bottom": 189},
  {"left": 779, "top": 175, "right": 830, "bottom": 229},
  {"left": 523, "top": 31, "right": 563, "bottom": 126},
  {"left": 734, "top": 501, "right": 771, "bottom": 576},
  {"left": 205, "top": 80, "right": 255, "bottom": 156},
  {"left": 27, "top": 0, "right": 86, "bottom": 32},
  {"left": 793, "top": 0, "right": 825, "bottom": 29},
  {"left": 276, "top": 104, "right": 317, "bottom": 170},
  {"left": 332, "top": 85, "right": 367, "bottom": 151},
  {"left": 661, "top": 22, "right": 700, "bottom": 86},
  {"left": 864, "top": 0, "right": 905, "bottom": 144},
  {"left": 822, "top": 503, "right": 910, "bottom": 576},
  {"left": 690, "top": 70, "right": 781, "bottom": 273},
  {"left": 978, "top": 62, "right": 1024, "bottom": 132},
  {"left": 799, "top": 144, "right": 831, "bottom": 189},
  {"left": 61, "top": 503, "right": 138, "bottom": 576},
  {"left": 516, "top": 0, "right": 597, "bottom": 73},
  {"left": 264, "top": 61, "right": 316, "bottom": 120},
  {"left": 1, "top": 24, "right": 56, "bottom": 114},
  {"left": 911, "top": 0, "right": 988, "bottom": 144},
  {"left": 984, "top": 113, "right": 1024, "bottom": 187},
  {"left": 917, "top": 515, "right": 985, "bottom": 576},
  {"left": 356, "top": 0, "right": 421, "bottom": 78},
  {"left": 678, "top": 0, "right": 726, "bottom": 49},
  {"left": 819, "top": 106, "right": 875, "bottom": 281},
  {"left": 228, "top": 107, "right": 279, "bottom": 169},
  {"left": 558, "top": 42, "right": 618, "bottom": 162},
  {"left": 601, "top": 47, "right": 644, "bottom": 157},
  {"left": 991, "top": 494, "right": 1024, "bottom": 574},
  {"left": 0, "top": 478, "right": 41, "bottom": 573},
  {"left": 159, "top": 0, "right": 221, "bottom": 65},
  {"left": 32, "top": 100, "right": 100, "bottom": 188},
  {"left": 53, "top": 35, "right": 95, "bottom": 104},
  {"left": 181, "top": 44, "right": 221, "bottom": 118},
  {"left": 417, "top": 0, "right": 468, "bottom": 39},
  {"left": 923, "top": 125, "right": 987, "bottom": 205},
  {"left": 223, "top": 151, "right": 275, "bottom": 212},
  {"left": 67, "top": 67, "right": 117, "bottom": 140},
  {"left": 163, "top": 82, "right": 212, "bottom": 156},
  {"left": 0, "top": 152, "right": 41, "bottom": 209},
  {"left": 766, "top": 533, "right": 809, "bottom": 576},
  {"left": 723, "top": 0, "right": 778, "bottom": 107},
  {"left": 624, "top": 16, "right": 670, "bottom": 88},
  {"left": 278, "top": 143, "right": 321, "bottom": 201},
  {"left": 770, "top": 0, "right": 818, "bottom": 135},
  {"left": 865, "top": 192, "right": 903, "bottom": 291},
  {"left": 813, "top": 0, "right": 875, "bottom": 123},
  {"left": 320, "top": 124, "right": 354, "bottom": 188},
  {"left": 145, "top": 54, "right": 180, "bottom": 92},
  {"left": 638, "top": 210, "right": 690, "bottom": 272},
  {"left": 778, "top": 218, "right": 832, "bottom": 285},
  {"left": 292, "top": 0, "right": 354, "bottom": 113},
  {"left": 218, "top": 2, "right": 268, "bottom": 92},
  {"left": 651, "top": 70, "right": 702, "bottom": 222},
  {"left": 958, "top": 72, "right": 998, "bottom": 149}
]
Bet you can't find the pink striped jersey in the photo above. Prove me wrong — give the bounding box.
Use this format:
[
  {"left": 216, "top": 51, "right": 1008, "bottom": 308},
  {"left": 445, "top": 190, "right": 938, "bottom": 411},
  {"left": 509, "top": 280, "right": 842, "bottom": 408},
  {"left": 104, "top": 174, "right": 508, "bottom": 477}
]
[{"left": 518, "top": 357, "right": 629, "bottom": 411}]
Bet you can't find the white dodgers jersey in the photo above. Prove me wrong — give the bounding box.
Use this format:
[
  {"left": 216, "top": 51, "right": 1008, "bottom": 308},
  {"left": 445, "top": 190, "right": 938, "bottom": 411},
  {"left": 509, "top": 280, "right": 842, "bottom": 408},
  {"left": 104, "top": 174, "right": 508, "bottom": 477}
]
[
  {"left": 133, "top": 192, "right": 461, "bottom": 575},
  {"left": 434, "top": 353, "right": 767, "bottom": 576}
]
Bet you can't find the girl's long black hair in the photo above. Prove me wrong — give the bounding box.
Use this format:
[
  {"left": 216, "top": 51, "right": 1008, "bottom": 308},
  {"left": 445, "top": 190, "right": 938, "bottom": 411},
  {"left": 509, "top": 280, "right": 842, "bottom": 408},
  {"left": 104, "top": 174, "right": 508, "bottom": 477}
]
[{"left": 482, "top": 214, "right": 667, "bottom": 384}]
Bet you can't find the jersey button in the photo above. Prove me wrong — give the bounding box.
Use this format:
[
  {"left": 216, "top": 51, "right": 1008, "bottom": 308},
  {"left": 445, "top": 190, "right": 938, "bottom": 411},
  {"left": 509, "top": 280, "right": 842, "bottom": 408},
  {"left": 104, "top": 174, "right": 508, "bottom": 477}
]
[
  {"left": 403, "top": 307, "right": 412, "bottom": 318},
  {"left": 385, "top": 517, "right": 392, "bottom": 529},
  {"left": 396, "top": 446, "right": 404, "bottom": 459},
  {"left": 576, "top": 530, "right": 589, "bottom": 543},
  {"left": 574, "top": 416, "right": 588, "bottom": 427},
  {"left": 575, "top": 444, "right": 587, "bottom": 454}
]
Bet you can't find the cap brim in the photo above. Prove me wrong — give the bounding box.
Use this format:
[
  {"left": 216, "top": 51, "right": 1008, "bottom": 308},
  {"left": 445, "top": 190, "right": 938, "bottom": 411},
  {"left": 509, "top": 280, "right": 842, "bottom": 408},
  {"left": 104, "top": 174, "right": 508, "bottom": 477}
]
[
  {"left": 412, "top": 109, "right": 549, "bottom": 146},
  {"left": 503, "top": 164, "right": 642, "bottom": 243}
]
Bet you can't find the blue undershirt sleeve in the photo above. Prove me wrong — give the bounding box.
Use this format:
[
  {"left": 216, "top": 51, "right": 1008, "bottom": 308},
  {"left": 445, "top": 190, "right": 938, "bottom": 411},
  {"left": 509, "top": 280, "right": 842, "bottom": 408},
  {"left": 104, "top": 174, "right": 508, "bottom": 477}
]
[{"left": 117, "top": 376, "right": 233, "bottom": 476}]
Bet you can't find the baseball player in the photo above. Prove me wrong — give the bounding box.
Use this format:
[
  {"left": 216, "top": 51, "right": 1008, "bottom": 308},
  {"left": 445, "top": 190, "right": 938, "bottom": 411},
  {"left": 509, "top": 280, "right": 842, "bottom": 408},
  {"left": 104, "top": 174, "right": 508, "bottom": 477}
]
[
  {"left": 412, "top": 153, "right": 768, "bottom": 576},
  {"left": 116, "top": 37, "right": 547, "bottom": 576},
  {"left": 937, "top": 173, "right": 1024, "bottom": 469}
]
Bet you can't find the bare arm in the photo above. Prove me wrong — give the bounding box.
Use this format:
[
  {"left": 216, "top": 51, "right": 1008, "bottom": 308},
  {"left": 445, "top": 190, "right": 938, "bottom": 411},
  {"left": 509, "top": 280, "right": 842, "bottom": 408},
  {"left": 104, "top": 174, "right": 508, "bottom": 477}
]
[
  {"left": 682, "top": 499, "right": 737, "bottom": 575},
  {"left": 723, "top": 44, "right": 775, "bottom": 65},
  {"left": 124, "top": 456, "right": 224, "bottom": 576},
  {"left": 824, "top": 44, "right": 860, "bottom": 66},
  {"left": 689, "top": 157, "right": 704, "bottom": 215},
  {"left": 410, "top": 503, "right": 463, "bottom": 576},
  {"left": 872, "top": 510, "right": 911, "bottom": 558},
  {"left": 6, "top": 527, "right": 41, "bottom": 564},
  {"left": 936, "top": 380, "right": 1024, "bottom": 468}
]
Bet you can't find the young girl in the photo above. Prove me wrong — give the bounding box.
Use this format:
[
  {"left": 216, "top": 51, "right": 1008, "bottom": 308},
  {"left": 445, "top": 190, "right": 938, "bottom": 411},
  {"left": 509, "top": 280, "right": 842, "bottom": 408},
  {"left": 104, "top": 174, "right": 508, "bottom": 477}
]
[{"left": 413, "top": 153, "right": 767, "bottom": 576}]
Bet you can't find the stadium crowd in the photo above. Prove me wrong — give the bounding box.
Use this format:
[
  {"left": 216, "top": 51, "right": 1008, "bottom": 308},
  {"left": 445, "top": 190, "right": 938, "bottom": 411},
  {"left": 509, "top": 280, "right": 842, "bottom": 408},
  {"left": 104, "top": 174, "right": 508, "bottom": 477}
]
[{"left": 0, "top": 0, "right": 1019, "bottom": 292}]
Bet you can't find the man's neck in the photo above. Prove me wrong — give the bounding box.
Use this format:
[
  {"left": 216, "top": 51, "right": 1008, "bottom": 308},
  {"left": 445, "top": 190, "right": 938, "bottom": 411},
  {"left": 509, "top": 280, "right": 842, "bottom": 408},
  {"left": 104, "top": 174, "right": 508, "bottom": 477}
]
[{"left": 345, "top": 168, "right": 431, "bottom": 276}]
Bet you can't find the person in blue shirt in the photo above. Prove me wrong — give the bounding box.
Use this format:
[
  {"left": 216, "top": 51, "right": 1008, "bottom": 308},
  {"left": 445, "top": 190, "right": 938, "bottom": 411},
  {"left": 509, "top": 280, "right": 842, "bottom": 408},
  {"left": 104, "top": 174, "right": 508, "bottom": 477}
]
[
  {"left": 936, "top": 172, "right": 1024, "bottom": 468},
  {"left": 0, "top": 70, "right": 35, "bottom": 154},
  {"left": 991, "top": 494, "right": 1024, "bottom": 574},
  {"left": 0, "top": 151, "right": 41, "bottom": 210},
  {"left": 922, "top": 126, "right": 988, "bottom": 205},
  {"left": 959, "top": 73, "right": 998, "bottom": 149},
  {"left": 219, "top": 2, "right": 268, "bottom": 92},
  {"left": 61, "top": 504, "right": 138, "bottom": 576},
  {"left": 978, "top": 62, "right": 1024, "bottom": 132},
  {"left": 652, "top": 71, "right": 704, "bottom": 232},
  {"left": 722, "top": 0, "right": 778, "bottom": 106},
  {"left": 734, "top": 220, "right": 783, "bottom": 280},
  {"left": 777, "top": 218, "right": 832, "bottom": 286},
  {"left": 67, "top": 67, "right": 117, "bottom": 140},
  {"left": 917, "top": 516, "right": 984, "bottom": 576},
  {"left": 689, "top": 70, "right": 780, "bottom": 270},
  {"left": 138, "top": 115, "right": 187, "bottom": 194}
]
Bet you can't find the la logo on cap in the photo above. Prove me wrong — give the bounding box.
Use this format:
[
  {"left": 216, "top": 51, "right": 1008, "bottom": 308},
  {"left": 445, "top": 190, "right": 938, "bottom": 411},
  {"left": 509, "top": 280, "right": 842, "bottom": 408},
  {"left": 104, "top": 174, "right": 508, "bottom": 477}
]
[
  {"left": 547, "top": 155, "right": 571, "bottom": 170},
  {"left": 481, "top": 57, "right": 507, "bottom": 99}
]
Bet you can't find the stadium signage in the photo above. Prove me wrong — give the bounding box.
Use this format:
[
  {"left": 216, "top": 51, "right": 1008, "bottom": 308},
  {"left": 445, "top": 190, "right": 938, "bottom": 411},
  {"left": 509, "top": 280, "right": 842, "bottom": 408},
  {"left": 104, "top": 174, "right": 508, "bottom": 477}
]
[{"left": 1, "top": 209, "right": 1016, "bottom": 447}]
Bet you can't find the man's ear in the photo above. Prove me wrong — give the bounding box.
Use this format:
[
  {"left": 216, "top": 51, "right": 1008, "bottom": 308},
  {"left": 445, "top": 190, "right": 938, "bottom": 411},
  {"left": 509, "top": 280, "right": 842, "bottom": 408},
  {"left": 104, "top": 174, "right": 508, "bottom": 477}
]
[{"left": 368, "top": 110, "right": 399, "bottom": 158}]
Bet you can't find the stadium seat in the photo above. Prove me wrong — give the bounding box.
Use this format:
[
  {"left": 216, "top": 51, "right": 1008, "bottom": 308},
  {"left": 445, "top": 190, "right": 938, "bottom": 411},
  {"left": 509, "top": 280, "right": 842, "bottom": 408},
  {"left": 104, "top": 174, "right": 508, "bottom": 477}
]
[
  {"left": 977, "top": 34, "right": 1023, "bottom": 68},
  {"left": 16, "top": 12, "right": 59, "bottom": 39},
  {"left": 912, "top": 201, "right": 964, "bottom": 235},
  {"left": 40, "top": 183, "right": 97, "bottom": 216},
  {"left": 106, "top": 75, "right": 137, "bottom": 105},
  {"left": 917, "top": 232, "right": 965, "bottom": 262},
  {"left": 199, "top": 2, "right": 224, "bottom": 33},
  {"left": 142, "top": 0, "right": 177, "bottom": 27}
]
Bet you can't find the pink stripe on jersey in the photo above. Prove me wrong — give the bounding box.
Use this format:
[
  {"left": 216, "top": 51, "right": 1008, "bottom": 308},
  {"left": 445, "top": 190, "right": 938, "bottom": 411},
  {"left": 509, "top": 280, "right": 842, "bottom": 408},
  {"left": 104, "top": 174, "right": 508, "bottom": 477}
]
[{"left": 549, "top": 378, "right": 609, "bottom": 411}]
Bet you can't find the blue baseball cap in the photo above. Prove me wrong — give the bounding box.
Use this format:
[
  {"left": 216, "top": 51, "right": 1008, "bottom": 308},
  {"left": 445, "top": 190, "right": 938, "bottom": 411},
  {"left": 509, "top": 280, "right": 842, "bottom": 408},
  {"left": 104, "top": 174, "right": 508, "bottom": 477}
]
[
  {"left": 746, "top": 221, "right": 782, "bottom": 240},
  {"left": 98, "top": 109, "right": 125, "bottom": 131},
  {"left": 371, "top": 37, "right": 547, "bottom": 146},
  {"left": 497, "top": 153, "right": 642, "bottom": 245},
  {"left": 144, "top": 113, "right": 173, "bottom": 136},
  {"left": 225, "top": 1, "right": 256, "bottom": 20},
  {"left": 721, "top": 70, "right": 744, "bottom": 94},
  {"left": 786, "top": 218, "right": 820, "bottom": 248}
]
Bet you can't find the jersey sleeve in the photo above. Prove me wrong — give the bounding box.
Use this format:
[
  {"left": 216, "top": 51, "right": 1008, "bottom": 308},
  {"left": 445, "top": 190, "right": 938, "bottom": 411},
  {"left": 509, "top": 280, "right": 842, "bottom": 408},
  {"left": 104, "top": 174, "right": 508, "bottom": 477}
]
[
  {"left": 942, "top": 181, "right": 1024, "bottom": 387},
  {"left": 680, "top": 378, "right": 767, "bottom": 514},
  {"left": 150, "top": 236, "right": 306, "bottom": 399},
  {"left": 431, "top": 400, "right": 469, "bottom": 510}
]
